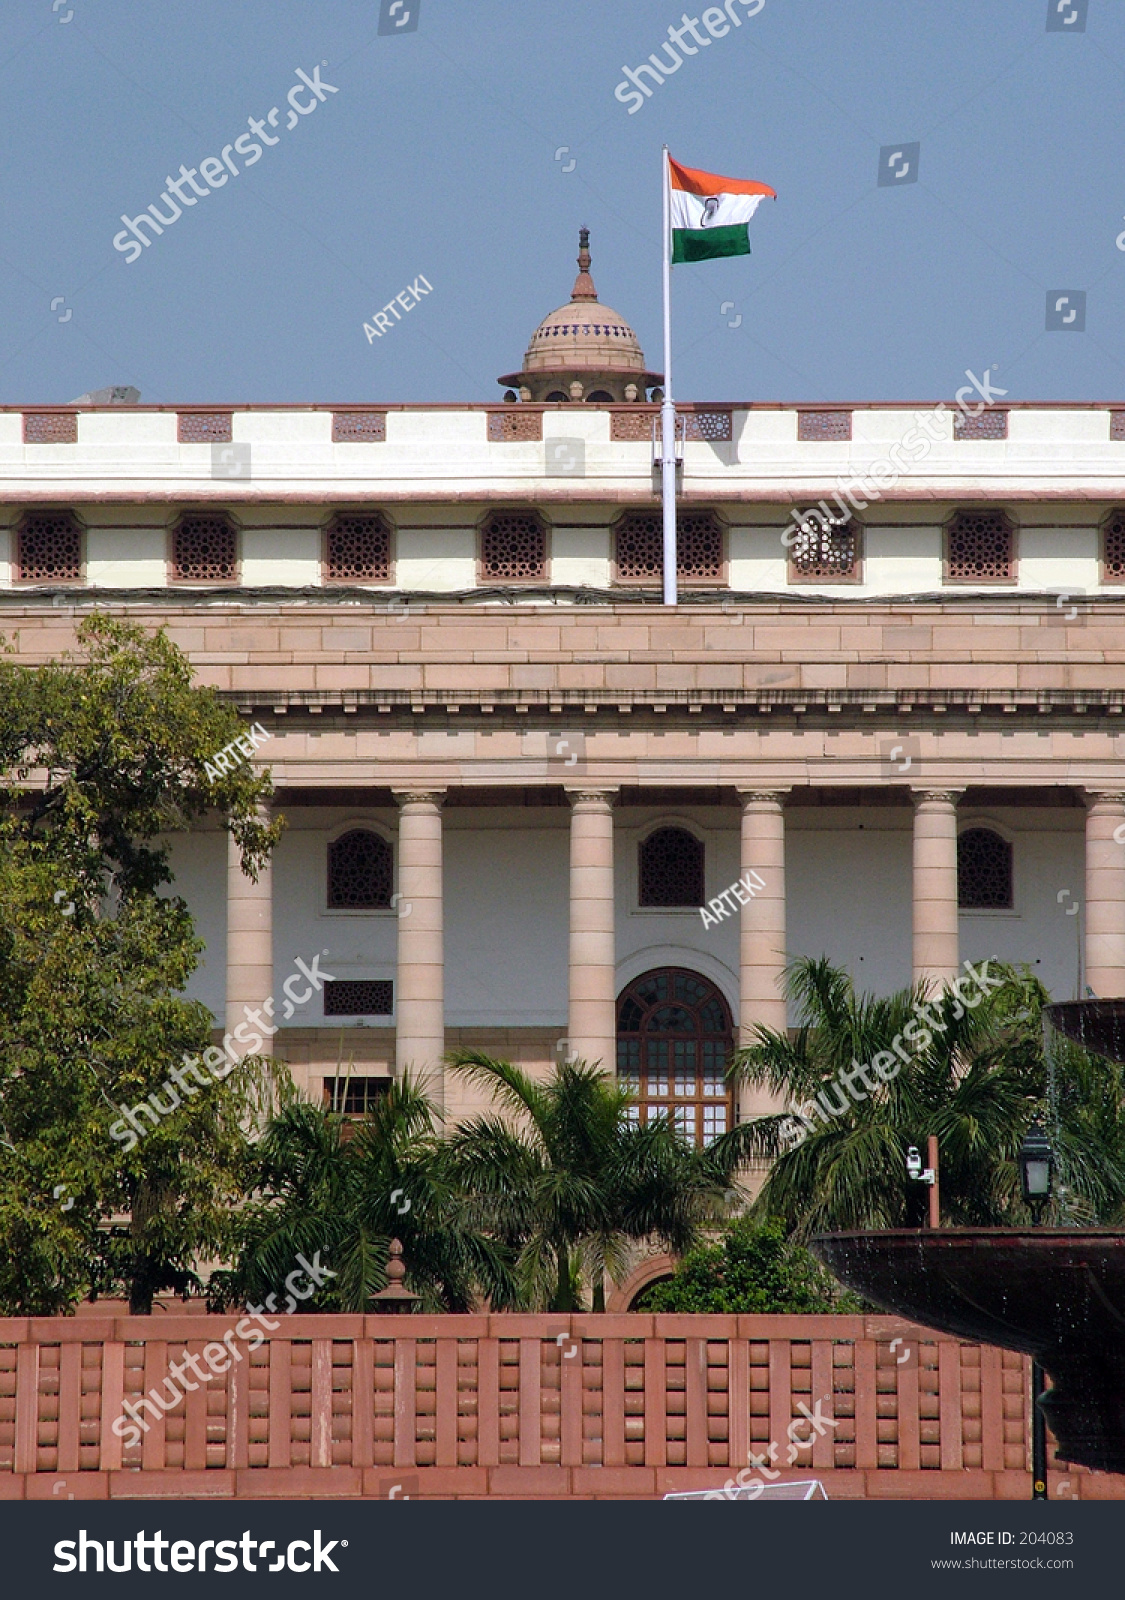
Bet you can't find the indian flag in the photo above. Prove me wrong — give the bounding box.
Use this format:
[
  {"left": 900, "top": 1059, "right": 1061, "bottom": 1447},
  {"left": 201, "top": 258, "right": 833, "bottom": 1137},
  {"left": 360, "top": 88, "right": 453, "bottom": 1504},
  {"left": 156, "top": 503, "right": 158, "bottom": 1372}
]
[{"left": 669, "top": 157, "right": 776, "bottom": 264}]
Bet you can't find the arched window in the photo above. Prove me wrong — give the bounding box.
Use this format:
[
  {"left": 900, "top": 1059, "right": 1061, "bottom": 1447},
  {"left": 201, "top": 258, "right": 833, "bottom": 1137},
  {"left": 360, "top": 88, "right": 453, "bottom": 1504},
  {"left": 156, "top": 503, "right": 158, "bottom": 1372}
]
[
  {"left": 617, "top": 969, "right": 733, "bottom": 1147},
  {"left": 957, "top": 827, "right": 1013, "bottom": 910},
  {"left": 327, "top": 829, "right": 393, "bottom": 909},
  {"left": 585, "top": 390, "right": 615, "bottom": 403},
  {"left": 638, "top": 826, "right": 705, "bottom": 907}
]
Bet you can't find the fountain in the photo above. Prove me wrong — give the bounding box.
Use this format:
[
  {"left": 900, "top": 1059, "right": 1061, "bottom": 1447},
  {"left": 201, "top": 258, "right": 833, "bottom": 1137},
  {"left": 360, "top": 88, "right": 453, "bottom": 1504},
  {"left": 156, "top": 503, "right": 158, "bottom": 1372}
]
[{"left": 810, "top": 1000, "right": 1125, "bottom": 1477}]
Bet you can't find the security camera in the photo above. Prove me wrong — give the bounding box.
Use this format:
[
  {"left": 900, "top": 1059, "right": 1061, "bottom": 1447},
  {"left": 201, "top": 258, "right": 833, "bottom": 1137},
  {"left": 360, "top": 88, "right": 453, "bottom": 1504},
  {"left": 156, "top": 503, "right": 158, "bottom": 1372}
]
[{"left": 906, "top": 1146, "right": 923, "bottom": 1180}]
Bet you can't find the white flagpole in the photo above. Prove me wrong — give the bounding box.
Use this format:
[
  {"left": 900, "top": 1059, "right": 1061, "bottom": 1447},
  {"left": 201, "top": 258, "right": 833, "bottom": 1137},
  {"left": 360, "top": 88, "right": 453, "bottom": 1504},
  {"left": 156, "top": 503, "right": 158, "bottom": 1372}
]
[{"left": 660, "top": 145, "right": 677, "bottom": 607}]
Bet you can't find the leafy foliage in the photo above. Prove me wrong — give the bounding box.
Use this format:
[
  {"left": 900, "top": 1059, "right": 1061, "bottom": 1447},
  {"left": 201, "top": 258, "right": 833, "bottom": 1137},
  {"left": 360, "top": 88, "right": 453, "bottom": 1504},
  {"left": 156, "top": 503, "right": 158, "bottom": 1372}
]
[
  {"left": 728, "top": 957, "right": 1125, "bottom": 1239},
  {"left": 0, "top": 616, "right": 286, "bottom": 1313},
  {"left": 442, "top": 1051, "right": 743, "bottom": 1311},
  {"left": 636, "top": 1217, "right": 862, "bottom": 1314},
  {"left": 214, "top": 1077, "right": 517, "bottom": 1314}
]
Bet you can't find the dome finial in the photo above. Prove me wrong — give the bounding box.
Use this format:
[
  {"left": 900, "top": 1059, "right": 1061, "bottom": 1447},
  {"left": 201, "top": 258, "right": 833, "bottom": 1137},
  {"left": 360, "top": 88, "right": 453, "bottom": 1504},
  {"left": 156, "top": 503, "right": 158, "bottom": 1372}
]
[{"left": 571, "top": 227, "right": 597, "bottom": 302}]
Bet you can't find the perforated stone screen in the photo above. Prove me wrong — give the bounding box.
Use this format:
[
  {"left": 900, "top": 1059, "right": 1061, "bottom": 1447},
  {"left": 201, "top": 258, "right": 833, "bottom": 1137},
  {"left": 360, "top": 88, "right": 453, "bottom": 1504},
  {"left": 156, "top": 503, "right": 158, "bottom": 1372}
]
[
  {"left": 23, "top": 413, "right": 77, "bottom": 444},
  {"left": 789, "top": 511, "right": 861, "bottom": 580},
  {"left": 326, "top": 513, "right": 391, "bottom": 583},
  {"left": 957, "top": 828, "right": 1013, "bottom": 910},
  {"left": 1112, "top": 413, "right": 1125, "bottom": 442},
  {"left": 681, "top": 411, "right": 732, "bottom": 442},
  {"left": 638, "top": 827, "right": 705, "bottom": 907},
  {"left": 797, "top": 411, "right": 852, "bottom": 441},
  {"left": 323, "top": 985, "right": 394, "bottom": 1021},
  {"left": 480, "top": 511, "right": 546, "bottom": 581},
  {"left": 16, "top": 512, "right": 82, "bottom": 581},
  {"left": 487, "top": 411, "right": 543, "bottom": 442},
  {"left": 327, "top": 829, "right": 393, "bottom": 909},
  {"left": 946, "top": 510, "right": 1013, "bottom": 582},
  {"left": 178, "top": 413, "right": 233, "bottom": 443},
  {"left": 609, "top": 410, "right": 732, "bottom": 442},
  {"left": 332, "top": 412, "right": 387, "bottom": 442},
  {"left": 1104, "top": 511, "right": 1125, "bottom": 581},
  {"left": 171, "top": 515, "right": 237, "bottom": 582},
  {"left": 616, "top": 510, "right": 722, "bottom": 582},
  {"left": 953, "top": 410, "right": 1008, "bottom": 440}
]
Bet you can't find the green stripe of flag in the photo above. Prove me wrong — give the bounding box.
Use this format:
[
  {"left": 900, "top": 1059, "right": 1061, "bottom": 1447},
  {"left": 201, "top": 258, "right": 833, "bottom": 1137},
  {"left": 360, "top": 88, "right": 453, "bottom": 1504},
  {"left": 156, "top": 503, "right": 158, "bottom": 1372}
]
[{"left": 671, "top": 224, "right": 752, "bottom": 264}]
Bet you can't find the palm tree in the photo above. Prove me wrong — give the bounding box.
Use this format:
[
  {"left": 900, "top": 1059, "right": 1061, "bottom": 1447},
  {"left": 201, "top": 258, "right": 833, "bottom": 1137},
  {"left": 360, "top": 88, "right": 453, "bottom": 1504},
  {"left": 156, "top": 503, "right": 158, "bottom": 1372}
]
[
  {"left": 442, "top": 1051, "right": 741, "bottom": 1312},
  {"left": 728, "top": 957, "right": 1125, "bottom": 1238},
  {"left": 213, "top": 1073, "right": 516, "bottom": 1313}
]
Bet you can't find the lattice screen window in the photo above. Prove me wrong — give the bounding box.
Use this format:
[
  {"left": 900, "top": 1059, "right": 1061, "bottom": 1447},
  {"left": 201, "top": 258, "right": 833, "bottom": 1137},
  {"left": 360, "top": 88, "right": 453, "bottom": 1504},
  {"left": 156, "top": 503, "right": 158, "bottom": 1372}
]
[
  {"left": 171, "top": 514, "right": 237, "bottom": 582},
  {"left": 789, "top": 509, "right": 861, "bottom": 581},
  {"left": 177, "top": 413, "right": 232, "bottom": 443},
  {"left": 638, "top": 827, "right": 705, "bottom": 907},
  {"left": 324, "top": 1073, "right": 393, "bottom": 1112},
  {"left": 327, "top": 829, "right": 393, "bottom": 909},
  {"left": 332, "top": 412, "right": 387, "bottom": 442},
  {"left": 946, "top": 510, "right": 1014, "bottom": 582},
  {"left": 1104, "top": 511, "right": 1125, "bottom": 581},
  {"left": 1111, "top": 413, "right": 1125, "bottom": 442},
  {"left": 957, "top": 828, "right": 1013, "bottom": 910},
  {"left": 326, "top": 513, "right": 391, "bottom": 583},
  {"left": 797, "top": 410, "right": 852, "bottom": 441},
  {"left": 16, "top": 512, "right": 83, "bottom": 582},
  {"left": 323, "top": 983, "right": 394, "bottom": 1020},
  {"left": 615, "top": 510, "right": 723, "bottom": 582},
  {"left": 23, "top": 413, "right": 77, "bottom": 443},
  {"left": 681, "top": 411, "right": 732, "bottom": 442},
  {"left": 480, "top": 511, "right": 546, "bottom": 581},
  {"left": 487, "top": 411, "right": 542, "bottom": 442}
]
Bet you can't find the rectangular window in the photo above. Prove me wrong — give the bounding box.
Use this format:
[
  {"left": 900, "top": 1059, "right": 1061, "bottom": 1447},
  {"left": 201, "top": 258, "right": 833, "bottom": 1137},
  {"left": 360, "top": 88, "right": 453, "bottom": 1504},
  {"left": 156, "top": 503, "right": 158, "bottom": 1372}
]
[
  {"left": 325, "top": 513, "right": 391, "bottom": 583},
  {"left": 16, "top": 512, "right": 83, "bottom": 582},
  {"left": 171, "top": 514, "right": 238, "bottom": 582},
  {"left": 945, "top": 509, "right": 1014, "bottom": 583},
  {"left": 324, "top": 1076, "right": 392, "bottom": 1115},
  {"left": 323, "top": 979, "right": 394, "bottom": 1016},
  {"left": 788, "top": 511, "right": 862, "bottom": 582},
  {"left": 480, "top": 511, "right": 547, "bottom": 581}
]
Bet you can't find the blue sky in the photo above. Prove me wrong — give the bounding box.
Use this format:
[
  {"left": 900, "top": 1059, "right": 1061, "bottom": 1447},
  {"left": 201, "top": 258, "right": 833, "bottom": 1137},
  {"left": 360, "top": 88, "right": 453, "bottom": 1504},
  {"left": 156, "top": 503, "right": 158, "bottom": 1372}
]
[{"left": 2, "top": 0, "right": 1123, "bottom": 405}]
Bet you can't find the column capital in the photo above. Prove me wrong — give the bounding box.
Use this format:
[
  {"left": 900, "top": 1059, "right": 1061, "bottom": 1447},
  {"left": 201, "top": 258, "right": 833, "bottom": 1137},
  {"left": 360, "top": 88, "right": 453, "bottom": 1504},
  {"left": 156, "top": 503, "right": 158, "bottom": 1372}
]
[
  {"left": 737, "top": 788, "right": 790, "bottom": 810},
  {"left": 392, "top": 788, "right": 447, "bottom": 809},
  {"left": 566, "top": 787, "right": 618, "bottom": 809},
  {"left": 911, "top": 788, "right": 965, "bottom": 808},
  {"left": 1084, "top": 790, "right": 1125, "bottom": 810}
]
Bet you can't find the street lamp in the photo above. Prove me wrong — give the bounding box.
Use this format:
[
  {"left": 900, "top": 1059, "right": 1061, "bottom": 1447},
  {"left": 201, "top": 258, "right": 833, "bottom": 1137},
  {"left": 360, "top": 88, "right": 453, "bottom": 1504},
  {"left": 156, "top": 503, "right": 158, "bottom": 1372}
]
[
  {"left": 1018, "top": 1116, "right": 1054, "bottom": 1502},
  {"left": 1019, "top": 1118, "right": 1054, "bottom": 1227}
]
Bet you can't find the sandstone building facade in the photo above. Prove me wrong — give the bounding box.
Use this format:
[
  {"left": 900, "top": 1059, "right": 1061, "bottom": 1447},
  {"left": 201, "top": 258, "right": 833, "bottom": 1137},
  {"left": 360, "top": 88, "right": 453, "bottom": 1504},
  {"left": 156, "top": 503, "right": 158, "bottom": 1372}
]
[{"left": 3, "top": 241, "right": 1125, "bottom": 1153}]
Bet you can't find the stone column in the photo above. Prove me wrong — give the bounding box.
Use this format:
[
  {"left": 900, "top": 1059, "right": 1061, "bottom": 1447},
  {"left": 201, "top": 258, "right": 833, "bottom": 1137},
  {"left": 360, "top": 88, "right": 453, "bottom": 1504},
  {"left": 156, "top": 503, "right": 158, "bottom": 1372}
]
[
  {"left": 1085, "top": 792, "right": 1125, "bottom": 998},
  {"left": 226, "top": 809, "right": 273, "bottom": 1036},
  {"left": 912, "top": 789, "right": 964, "bottom": 992},
  {"left": 736, "top": 790, "right": 788, "bottom": 1126},
  {"left": 394, "top": 790, "right": 446, "bottom": 1098},
  {"left": 567, "top": 788, "right": 618, "bottom": 1072}
]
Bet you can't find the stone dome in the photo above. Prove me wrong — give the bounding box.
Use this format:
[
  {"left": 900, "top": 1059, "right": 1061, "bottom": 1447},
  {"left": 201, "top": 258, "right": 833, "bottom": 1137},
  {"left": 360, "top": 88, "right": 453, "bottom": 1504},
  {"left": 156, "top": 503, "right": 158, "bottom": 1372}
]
[{"left": 498, "top": 229, "right": 662, "bottom": 404}]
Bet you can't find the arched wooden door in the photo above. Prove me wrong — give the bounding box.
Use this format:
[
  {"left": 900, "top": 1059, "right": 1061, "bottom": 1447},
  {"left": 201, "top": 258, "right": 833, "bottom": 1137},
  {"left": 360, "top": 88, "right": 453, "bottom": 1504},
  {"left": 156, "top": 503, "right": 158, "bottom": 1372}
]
[{"left": 616, "top": 968, "right": 734, "bottom": 1147}]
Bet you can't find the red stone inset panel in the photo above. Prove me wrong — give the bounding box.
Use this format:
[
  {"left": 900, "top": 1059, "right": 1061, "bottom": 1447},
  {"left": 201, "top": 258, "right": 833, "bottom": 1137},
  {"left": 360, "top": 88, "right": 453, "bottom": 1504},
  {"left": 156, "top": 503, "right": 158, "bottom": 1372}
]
[
  {"left": 332, "top": 412, "right": 387, "bottom": 442},
  {"left": 953, "top": 410, "right": 1007, "bottom": 440},
  {"left": 171, "top": 514, "right": 237, "bottom": 582},
  {"left": 487, "top": 411, "right": 543, "bottom": 442},
  {"left": 23, "top": 413, "right": 77, "bottom": 443},
  {"left": 178, "top": 413, "right": 233, "bottom": 443},
  {"left": 326, "top": 513, "right": 391, "bottom": 583},
  {"left": 480, "top": 511, "right": 546, "bottom": 581},
  {"left": 16, "top": 511, "right": 82, "bottom": 581},
  {"left": 797, "top": 411, "right": 852, "bottom": 441}
]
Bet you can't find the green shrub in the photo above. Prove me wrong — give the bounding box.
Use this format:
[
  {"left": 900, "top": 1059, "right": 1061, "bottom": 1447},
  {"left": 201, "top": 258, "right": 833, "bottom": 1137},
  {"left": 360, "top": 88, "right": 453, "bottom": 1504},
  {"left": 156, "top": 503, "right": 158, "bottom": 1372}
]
[{"left": 636, "top": 1217, "right": 862, "bottom": 1314}]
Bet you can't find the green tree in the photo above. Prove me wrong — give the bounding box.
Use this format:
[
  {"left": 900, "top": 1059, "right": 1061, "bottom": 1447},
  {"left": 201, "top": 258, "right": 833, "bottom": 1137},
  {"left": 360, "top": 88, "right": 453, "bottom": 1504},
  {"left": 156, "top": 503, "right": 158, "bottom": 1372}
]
[
  {"left": 442, "top": 1051, "right": 742, "bottom": 1312},
  {"left": 636, "top": 1217, "right": 861, "bottom": 1314},
  {"left": 214, "top": 1076, "right": 517, "bottom": 1314},
  {"left": 728, "top": 956, "right": 1125, "bottom": 1239},
  {"left": 0, "top": 615, "right": 285, "bottom": 1313}
]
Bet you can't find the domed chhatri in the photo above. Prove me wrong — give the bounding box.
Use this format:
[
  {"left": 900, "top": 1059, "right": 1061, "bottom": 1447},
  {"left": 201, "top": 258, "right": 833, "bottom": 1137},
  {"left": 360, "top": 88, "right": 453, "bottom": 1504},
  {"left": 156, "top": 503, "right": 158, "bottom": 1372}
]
[{"left": 498, "top": 229, "right": 663, "bottom": 404}]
